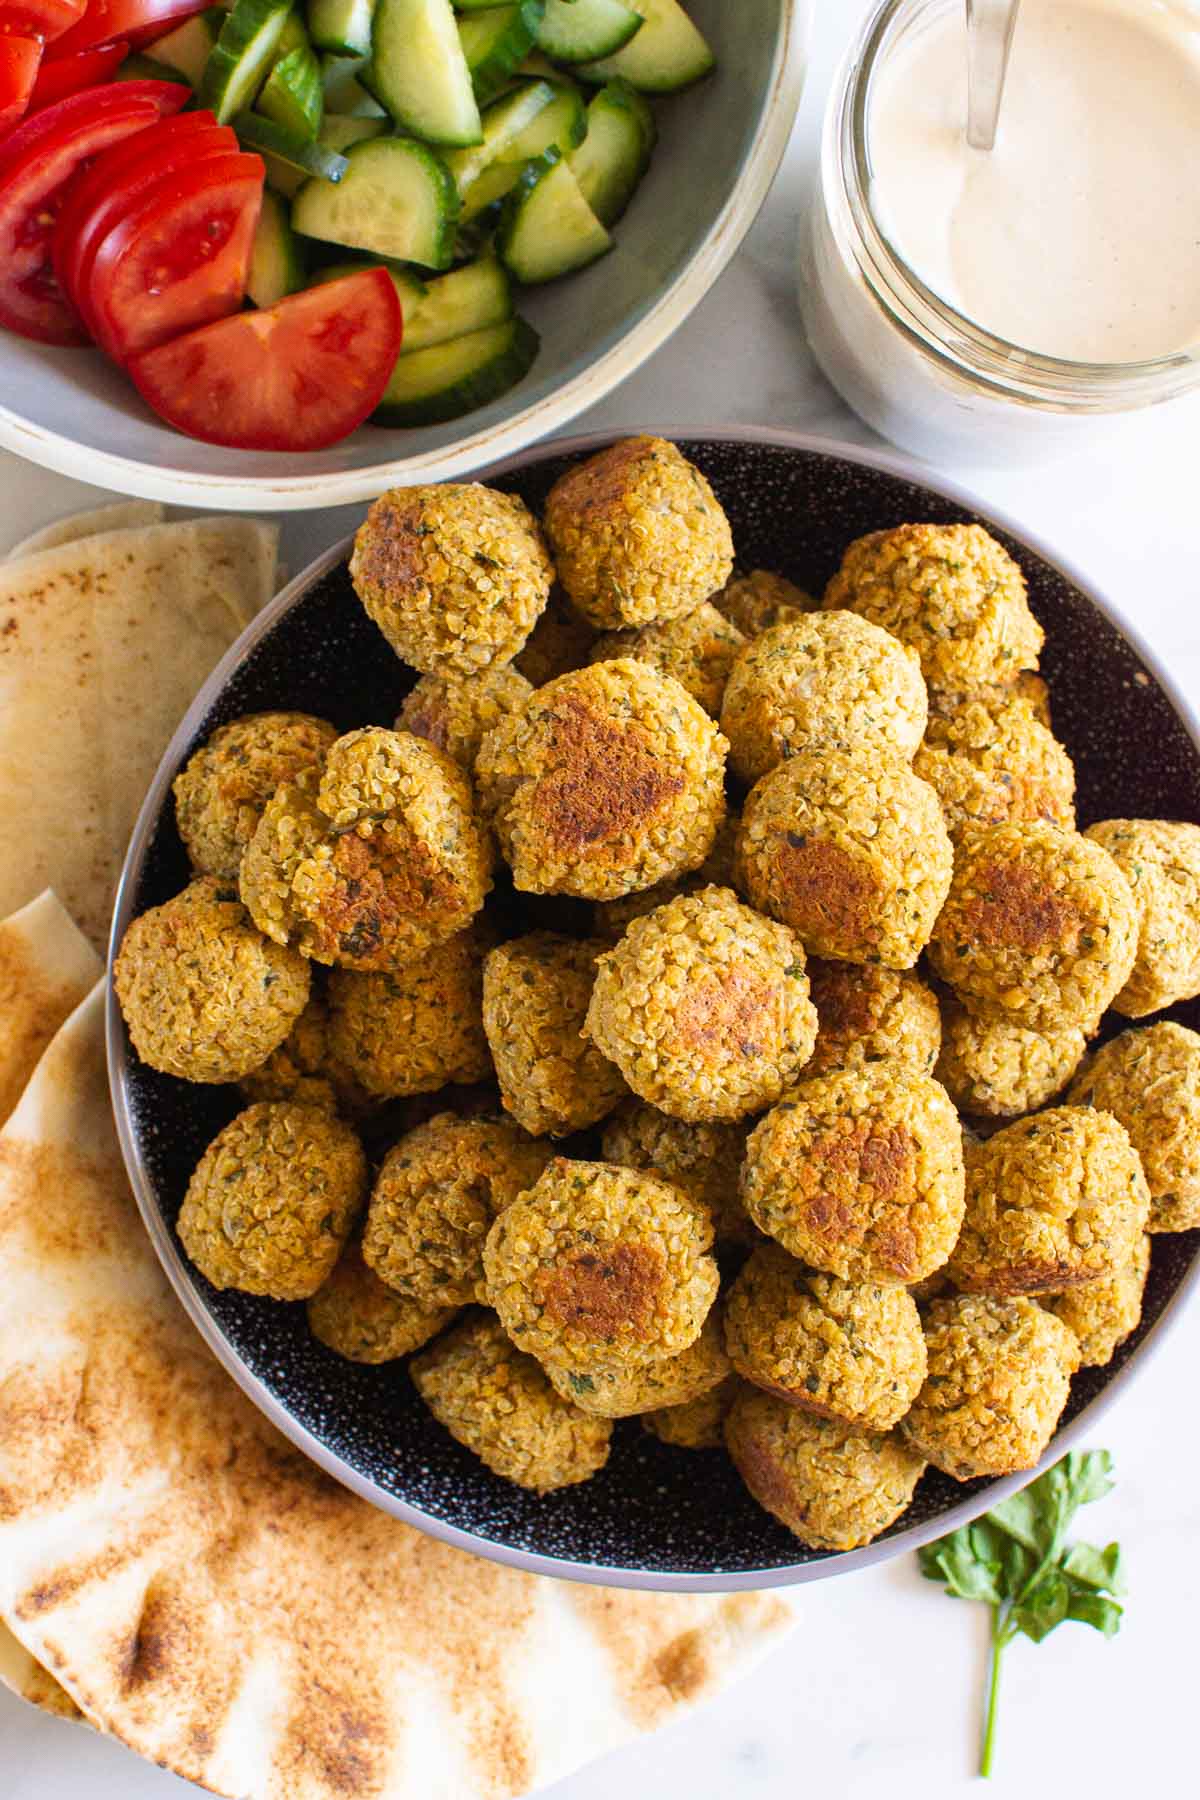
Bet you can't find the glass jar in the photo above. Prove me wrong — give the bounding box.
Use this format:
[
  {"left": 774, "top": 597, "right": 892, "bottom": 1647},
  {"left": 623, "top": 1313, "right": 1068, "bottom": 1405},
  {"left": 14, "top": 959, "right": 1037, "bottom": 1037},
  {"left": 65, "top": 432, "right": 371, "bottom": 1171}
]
[{"left": 799, "top": 0, "right": 1200, "bottom": 466}]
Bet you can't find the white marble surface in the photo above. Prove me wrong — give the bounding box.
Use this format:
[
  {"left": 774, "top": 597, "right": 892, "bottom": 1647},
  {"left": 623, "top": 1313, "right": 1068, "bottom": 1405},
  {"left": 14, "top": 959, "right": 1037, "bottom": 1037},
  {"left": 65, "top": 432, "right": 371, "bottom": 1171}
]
[{"left": 2, "top": 2, "right": 1200, "bottom": 1793}]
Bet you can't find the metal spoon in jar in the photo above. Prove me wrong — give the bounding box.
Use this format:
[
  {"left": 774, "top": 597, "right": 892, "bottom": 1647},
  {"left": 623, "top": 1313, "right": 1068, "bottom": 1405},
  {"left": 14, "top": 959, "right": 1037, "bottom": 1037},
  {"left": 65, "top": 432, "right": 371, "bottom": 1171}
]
[{"left": 966, "top": 0, "right": 1022, "bottom": 150}]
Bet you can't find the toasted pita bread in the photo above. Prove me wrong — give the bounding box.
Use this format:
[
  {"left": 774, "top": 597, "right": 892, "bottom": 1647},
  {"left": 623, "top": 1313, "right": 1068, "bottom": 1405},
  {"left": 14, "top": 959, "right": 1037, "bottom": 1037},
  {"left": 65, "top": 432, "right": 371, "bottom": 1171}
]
[
  {"left": 0, "top": 891, "right": 102, "bottom": 1127},
  {"left": 0, "top": 520, "right": 278, "bottom": 949},
  {"left": 4, "top": 501, "right": 164, "bottom": 561},
  {"left": 0, "top": 1624, "right": 83, "bottom": 1721},
  {"left": 0, "top": 989, "right": 791, "bottom": 1799}
]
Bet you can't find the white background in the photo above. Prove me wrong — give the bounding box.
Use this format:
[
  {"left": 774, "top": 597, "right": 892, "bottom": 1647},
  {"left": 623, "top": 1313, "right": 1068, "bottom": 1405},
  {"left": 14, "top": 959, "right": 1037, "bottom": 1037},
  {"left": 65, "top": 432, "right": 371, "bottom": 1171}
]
[{"left": 2, "top": 2, "right": 1199, "bottom": 1794}]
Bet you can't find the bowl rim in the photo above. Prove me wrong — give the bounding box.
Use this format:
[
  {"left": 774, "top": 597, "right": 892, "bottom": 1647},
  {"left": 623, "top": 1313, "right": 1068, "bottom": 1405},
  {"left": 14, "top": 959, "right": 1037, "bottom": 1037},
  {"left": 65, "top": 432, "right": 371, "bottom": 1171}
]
[
  {"left": 0, "top": 8, "right": 807, "bottom": 513},
  {"left": 107, "top": 423, "right": 1200, "bottom": 1591}
]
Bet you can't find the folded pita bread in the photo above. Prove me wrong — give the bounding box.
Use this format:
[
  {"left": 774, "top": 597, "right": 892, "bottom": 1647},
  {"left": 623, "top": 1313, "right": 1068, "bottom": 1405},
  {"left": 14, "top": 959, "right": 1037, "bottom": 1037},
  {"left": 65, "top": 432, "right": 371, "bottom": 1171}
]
[
  {"left": 0, "top": 519, "right": 279, "bottom": 949},
  {"left": 0, "top": 891, "right": 102, "bottom": 1126},
  {"left": 4, "top": 501, "right": 164, "bottom": 561},
  {"left": 0, "top": 1624, "right": 83, "bottom": 1721},
  {"left": 0, "top": 989, "right": 792, "bottom": 1799}
]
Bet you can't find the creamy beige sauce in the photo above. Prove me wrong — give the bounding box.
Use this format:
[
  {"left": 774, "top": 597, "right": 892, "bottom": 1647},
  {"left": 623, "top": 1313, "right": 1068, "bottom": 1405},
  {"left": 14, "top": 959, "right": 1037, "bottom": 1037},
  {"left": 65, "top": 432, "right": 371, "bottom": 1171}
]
[{"left": 868, "top": 0, "right": 1200, "bottom": 362}]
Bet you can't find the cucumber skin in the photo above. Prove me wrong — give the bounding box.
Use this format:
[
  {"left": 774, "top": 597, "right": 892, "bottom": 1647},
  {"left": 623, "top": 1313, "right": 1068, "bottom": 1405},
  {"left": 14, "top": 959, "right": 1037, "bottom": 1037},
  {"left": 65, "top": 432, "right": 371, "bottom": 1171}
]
[
  {"left": 198, "top": 0, "right": 296, "bottom": 123},
  {"left": 235, "top": 111, "right": 350, "bottom": 180},
  {"left": 535, "top": 0, "right": 641, "bottom": 64},
  {"left": 372, "top": 314, "right": 539, "bottom": 425},
  {"left": 258, "top": 43, "right": 325, "bottom": 140},
  {"left": 459, "top": 0, "right": 545, "bottom": 108}
]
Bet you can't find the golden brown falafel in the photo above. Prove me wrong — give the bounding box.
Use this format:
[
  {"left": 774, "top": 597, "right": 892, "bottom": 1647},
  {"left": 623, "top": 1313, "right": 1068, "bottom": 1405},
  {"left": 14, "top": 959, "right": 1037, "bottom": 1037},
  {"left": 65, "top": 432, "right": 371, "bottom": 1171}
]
[
  {"left": 1067, "top": 1021, "right": 1200, "bottom": 1232},
  {"left": 805, "top": 959, "right": 942, "bottom": 1078},
  {"left": 173, "top": 712, "right": 339, "bottom": 880},
  {"left": 325, "top": 924, "right": 492, "bottom": 1100},
  {"left": 307, "top": 1238, "right": 457, "bottom": 1362},
  {"left": 482, "top": 931, "right": 626, "bottom": 1137},
  {"left": 1084, "top": 819, "right": 1200, "bottom": 1016}
]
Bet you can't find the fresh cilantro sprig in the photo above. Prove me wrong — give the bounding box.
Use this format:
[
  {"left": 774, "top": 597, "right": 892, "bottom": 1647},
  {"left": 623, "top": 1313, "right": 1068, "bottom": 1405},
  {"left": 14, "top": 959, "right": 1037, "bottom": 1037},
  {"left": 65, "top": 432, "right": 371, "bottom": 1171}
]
[{"left": 919, "top": 1450, "right": 1125, "bottom": 1778}]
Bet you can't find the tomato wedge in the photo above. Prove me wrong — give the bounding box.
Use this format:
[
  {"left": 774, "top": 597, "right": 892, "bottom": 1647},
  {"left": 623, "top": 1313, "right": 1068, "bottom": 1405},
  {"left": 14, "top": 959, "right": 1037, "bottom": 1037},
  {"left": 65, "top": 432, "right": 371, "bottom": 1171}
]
[
  {"left": 0, "top": 0, "right": 85, "bottom": 44},
  {"left": 0, "top": 75, "right": 183, "bottom": 174},
  {"left": 28, "top": 39, "right": 126, "bottom": 107},
  {"left": 52, "top": 0, "right": 208, "bottom": 55},
  {"left": 88, "top": 151, "right": 263, "bottom": 361},
  {"left": 0, "top": 33, "right": 40, "bottom": 133},
  {"left": 128, "top": 271, "right": 404, "bottom": 452}
]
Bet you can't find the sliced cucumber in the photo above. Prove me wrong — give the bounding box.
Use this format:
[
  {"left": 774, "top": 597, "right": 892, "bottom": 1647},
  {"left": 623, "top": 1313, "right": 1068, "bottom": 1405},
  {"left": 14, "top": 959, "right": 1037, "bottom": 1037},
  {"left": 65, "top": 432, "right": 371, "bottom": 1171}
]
[
  {"left": 404, "top": 255, "right": 511, "bottom": 349},
  {"left": 116, "top": 51, "right": 192, "bottom": 82},
  {"left": 258, "top": 40, "right": 323, "bottom": 136},
  {"left": 536, "top": 0, "right": 640, "bottom": 63},
  {"left": 148, "top": 6, "right": 223, "bottom": 84},
  {"left": 514, "top": 48, "right": 557, "bottom": 79},
  {"left": 579, "top": 0, "right": 714, "bottom": 92},
  {"left": 275, "top": 9, "right": 310, "bottom": 52},
  {"left": 318, "top": 110, "right": 386, "bottom": 150},
  {"left": 293, "top": 134, "right": 460, "bottom": 268},
  {"left": 453, "top": 197, "right": 504, "bottom": 258},
  {"left": 443, "top": 76, "right": 553, "bottom": 195},
  {"left": 457, "top": 80, "right": 584, "bottom": 220},
  {"left": 370, "top": 0, "right": 481, "bottom": 145},
  {"left": 247, "top": 187, "right": 306, "bottom": 304},
  {"left": 568, "top": 77, "right": 653, "bottom": 224},
  {"left": 497, "top": 147, "right": 609, "bottom": 283},
  {"left": 236, "top": 110, "right": 349, "bottom": 178},
  {"left": 457, "top": 0, "right": 543, "bottom": 107},
  {"left": 372, "top": 314, "right": 538, "bottom": 425},
  {"left": 199, "top": 0, "right": 297, "bottom": 122},
  {"left": 320, "top": 51, "right": 385, "bottom": 114},
  {"left": 308, "top": 0, "right": 373, "bottom": 55}
]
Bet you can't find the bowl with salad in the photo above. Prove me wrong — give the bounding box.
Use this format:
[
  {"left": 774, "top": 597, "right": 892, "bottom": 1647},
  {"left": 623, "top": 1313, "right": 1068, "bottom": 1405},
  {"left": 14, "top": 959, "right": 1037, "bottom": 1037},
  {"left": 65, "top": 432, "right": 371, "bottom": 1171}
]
[{"left": 0, "top": 0, "right": 808, "bottom": 504}]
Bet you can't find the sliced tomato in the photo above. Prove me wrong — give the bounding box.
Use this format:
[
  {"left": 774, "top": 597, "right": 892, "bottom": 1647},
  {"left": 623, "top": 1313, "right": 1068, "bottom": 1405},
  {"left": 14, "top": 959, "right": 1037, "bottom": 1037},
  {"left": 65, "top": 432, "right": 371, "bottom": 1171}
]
[
  {"left": 88, "top": 150, "right": 263, "bottom": 362},
  {"left": 0, "top": 92, "right": 168, "bottom": 341},
  {"left": 53, "top": 108, "right": 230, "bottom": 324},
  {"left": 0, "top": 0, "right": 85, "bottom": 44},
  {"left": 128, "top": 271, "right": 404, "bottom": 452},
  {"left": 28, "top": 39, "right": 125, "bottom": 106},
  {"left": 0, "top": 33, "right": 40, "bottom": 132},
  {"left": 52, "top": 0, "right": 208, "bottom": 55},
  {"left": 0, "top": 75, "right": 183, "bottom": 174}
]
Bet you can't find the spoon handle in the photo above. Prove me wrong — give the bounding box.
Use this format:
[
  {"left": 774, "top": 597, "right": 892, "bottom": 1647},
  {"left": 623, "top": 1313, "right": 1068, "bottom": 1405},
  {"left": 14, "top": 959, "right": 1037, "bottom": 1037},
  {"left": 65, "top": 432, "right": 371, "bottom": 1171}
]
[{"left": 965, "top": 0, "right": 1022, "bottom": 151}]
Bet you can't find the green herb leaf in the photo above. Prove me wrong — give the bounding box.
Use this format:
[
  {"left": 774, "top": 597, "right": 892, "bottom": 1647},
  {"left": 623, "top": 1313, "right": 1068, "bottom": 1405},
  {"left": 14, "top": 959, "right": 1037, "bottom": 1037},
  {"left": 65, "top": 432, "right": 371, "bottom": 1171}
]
[
  {"left": 1062, "top": 1540, "right": 1125, "bottom": 1595},
  {"left": 1063, "top": 1589, "right": 1123, "bottom": 1638},
  {"left": 919, "top": 1531, "right": 1003, "bottom": 1605},
  {"left": 1011, "top": 1567, "right": 1071, "bottom": 1643}
]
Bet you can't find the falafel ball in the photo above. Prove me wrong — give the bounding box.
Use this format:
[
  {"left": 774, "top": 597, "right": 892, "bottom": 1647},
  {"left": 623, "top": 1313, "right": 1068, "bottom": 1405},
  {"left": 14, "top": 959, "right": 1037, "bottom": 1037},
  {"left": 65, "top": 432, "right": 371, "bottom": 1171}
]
[
  {"left": 239, "top": 990, "right": 375, "bottom": 1118},
  {"left": 913, "top": 694, "right": 1076, "bottom": 841},
  {"left": 584, "top": 886, "right": 818, "bottom": 1123},
  {"left": 714, "top": 569, "right": 815, "bottom": 639},
  {"left": 395, "top": 665, "right": 533, "bottom": 772},
  {"left": 1067, "top": 1021, "right": 1200, "bottom": 1232},
  {"left": 590, "top": 602, "right": 746, "bottom": 717},
  {"left": 542, "top": 436, "right": 734, "bottom": 630},
  {"left": 178, "top": 1101, "right": 367, "bottom": 1300},
  {"left": 935, "top": 998, "right": 1086, "bottom": 1119},
  {"left": 544, "top": 1310, "right": 731, "bottom": 1418},
  {"left": 1044, "top": 1233, "right": 1150, "bottom": 1369},
  {"left": 643, "top": 1375, "right": 740, "bottom": 1449},
  {"left": 482, "top": 932, "right": 626, "bottom": 1137},
  {"left": 927, "top": 821, "right": 1138, "bottom": 1030},
  {"left": 173, "top": 712, "right": 339, "bottom": 880},
  {"left": 741, "top": 1061, "right": 965, "bottom": 1285},
  {"left": 900, "top": 1294, "right": 1079, "bottom": 1481},
  {"left": 725, "top": 1387, "right": 926, "bottom": 1551},
  {"left": 114, "top": 876, "right": 310, "bottom": 1084},
  {"left": 930, "top": 669, "right": 1052, "bottom": 730},
  {"left": 325, "top": 924, "right": 492, "bottom": 1100},
  {"left": 948, "top": 1106, "right": 1150, "bottom": 1296},
  {"left": 1084, "top": 819, "right": 1200, "bottom": 1016},
  {"left": 823, "top": 523, "right": 1044, "bottom": 702},
  {"left": 736, "top": 749, "right": 953, "bottom": 970},
  {"left": 474, "top": 659, "right": 727, "bottom": 901},
  {"left": 600, "top": 1101, "right": 756, "bottom": 1245},
  {"left": 806, "top": 959, "right": 942, "bottom": 1079},
  {"left": 307, "top": 1238, "right": 457, "bottom": 1363},
  {"left": 481, "top": 1158, "right": 719, "bottom": 1373},
  {"left": 589, "top": 811, "right": 741, "bottom": 942},
  {"left": 350, "top": 483, "right": 553, "bottom": 675},
  {"left": 724, "top": 1243, "right": 926, "bottom": 1430},
  {"left": 241, "top": 729, "right": 493, "bottom": 971},
  {"left": 721, "top": 612, "right": 928, "bottom": 785},
  {"left": 362, "top": 1113, "right": 552, "bottom": 1307},
  {"left": 410, "top": 1311, "right": 611, "bottom": 1493},
  {"left": 513, "top": 592, "right": 595, "bottom": 687}
]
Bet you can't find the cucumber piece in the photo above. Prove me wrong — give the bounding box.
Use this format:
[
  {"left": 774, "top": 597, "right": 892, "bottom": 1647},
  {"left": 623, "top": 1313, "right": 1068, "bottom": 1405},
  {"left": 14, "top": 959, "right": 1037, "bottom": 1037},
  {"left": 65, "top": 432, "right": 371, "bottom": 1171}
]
[
  {"left": 116, "top": 52, "right": 192, "bottom": 83},
  {"left": 247, "top": 187, "right": 306, "bottom": 304},
  {"left": 453, "top": 198, "right": 503, "bottom": 259},
  {"left": 579, "top": 0, "right": 714, "bottom": 92},
  {"left": 457, "top": 80, "right": 583, "bottom": 219},
  {"left": 258, "top": 40, "right": 323, "bottom": 136},
  {"left": 370, "top": 0, "right": 481, "bottom": 146},
  {"left": 373, "top": 314, "right": 538, "bottom": 426},
  {"left": 275, "top": 9, "right": 310, "bottom": 52},
  {"left": 443, "top": 76, "right": 553, "bottom": 194},
  {"left": 568, "top": 77, "right": 653, "bottom": 224},
  {"left": 514, "top": 48, "right": 557, "bottom": 78},
  {"left": 199, "top": 0, "right": 297, "bottom": 122},
  {"left": 149, "top": 6, "right": 223, "bottom": 84},
  {"left": 536, "top": 0, "right": 640, "bottom": 63},
  {"left": 320, "top": 52, "right": 385, "bottom": 114},
  {"left": 292, "top": 134, "right": 460, "bottom": 268},
  {"left": 404, "top": 255, "right": 511, "bottom": 348},
  {"left": 308, "top": 0, "right": 373, "bottom": 55},
  {"left": 497, "top": 147, "right": 609, "bottom": 283},
  {"left": 457, "top": 0, "right": 543, "bottom": 107},
  {"left": 318, "top": 110, "right": 386, "bottom": 149},
  {"left": 236, "top": 110, "right": 349, "bottom": 177}
]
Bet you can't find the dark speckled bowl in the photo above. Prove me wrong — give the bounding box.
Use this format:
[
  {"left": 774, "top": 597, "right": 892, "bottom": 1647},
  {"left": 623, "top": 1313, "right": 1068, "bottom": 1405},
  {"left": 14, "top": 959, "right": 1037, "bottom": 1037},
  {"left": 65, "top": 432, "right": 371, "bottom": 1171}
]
[{"left": 107, "top": 429, "right": 1200, "bottom": 1592}]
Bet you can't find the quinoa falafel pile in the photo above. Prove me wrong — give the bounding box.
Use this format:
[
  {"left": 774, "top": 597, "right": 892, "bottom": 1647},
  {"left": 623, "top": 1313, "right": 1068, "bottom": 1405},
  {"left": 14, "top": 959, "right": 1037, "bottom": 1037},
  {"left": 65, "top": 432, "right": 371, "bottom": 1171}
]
[{"left": 114, "top": 445, "right": 1200, "bottom": 1541}]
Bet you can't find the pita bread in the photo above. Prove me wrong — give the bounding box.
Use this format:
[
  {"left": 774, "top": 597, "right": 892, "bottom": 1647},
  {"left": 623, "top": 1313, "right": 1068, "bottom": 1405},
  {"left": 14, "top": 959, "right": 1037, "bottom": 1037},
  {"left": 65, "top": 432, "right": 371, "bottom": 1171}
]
[
  {"left": 0, "top": 519, "right": 279, "bottom": 949},
  {"left": 0, "top": 989, "right": 792, "bottom": 1799},
  {"left": 0, "top": 891, "right": 102, "bottom": 1127},
  {"left": 0, "top": 1624, "right": 83, "bottom": 1721},
  {"left": 4, "top": 501, "right": 164, "bottom": 561}
]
